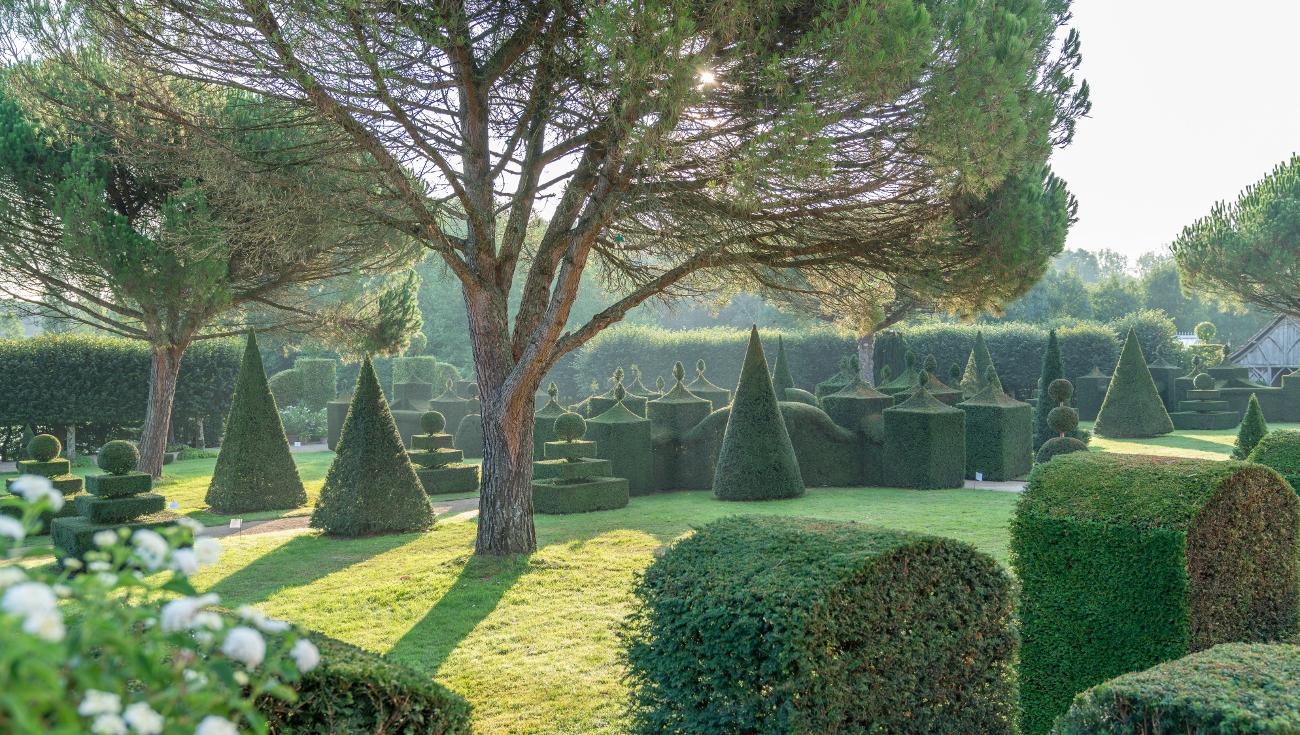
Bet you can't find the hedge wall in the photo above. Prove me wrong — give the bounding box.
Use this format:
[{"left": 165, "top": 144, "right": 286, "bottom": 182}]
[
  {"left": 624, "top": 515, "right": 1017, "bottom": 735},
  {"left": 295, "top": 357, "right": 338, "bottom": 411},
  {"left": 1052, "top": 643, "right": 1300, "bottom": 735},
  {"left": 1011, "top": 453, "right": 1299, "bottom": 735},
  {"left": 1246, "top": 429, "right": 1300, "bottom": 488}
]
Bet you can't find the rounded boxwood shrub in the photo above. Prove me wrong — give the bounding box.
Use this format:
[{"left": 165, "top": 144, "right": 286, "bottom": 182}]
[
  {"left": 421, "top": 410, "right": 446, "bottom": 435},
  {"left": 28, "top": 433, "right": 61, "bottom": 462},
  {"left": 624, "top": 515, "right": 1017, "bottom": 735},
  {"left": 554, "top": 411, "right": 587, "bottom": 441},
  {"left": 1052, "top": 643, "right": 1300, "bottom": 735},
  {"left": 1012, "top": 453, "right": 1299, "bottom": 735},
  {"left": 1194, "top": 320, "right": 1217, "bottom": 342},
  {"left": 1035, "top": 435, "right": 1087, "bottom": 463},
  {"left": 97, "top": 440, "right": 140, "bottom": 475},
  {"left": 1246, "top": 429, "right": 1300, "bottom": 486}
]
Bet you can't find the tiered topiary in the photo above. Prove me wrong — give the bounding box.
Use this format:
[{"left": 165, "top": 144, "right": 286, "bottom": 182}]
[
  {"left": 1035, "top": 378, "right": 1087, "bottom": 463},
  {"left": 959, "top": 330, "right": 995, "bottom": 398},
  {"left": 1073, "top": 365, "right": 1110, "bottom": 421},
  {"left": 3, "top": 433, "right": 84, "bottom": 532},
  {"left": 884, "top": 385, "right": 966, "bottom": 488},
  {"left": 205, "top": 331, "right": 306, "bottom": 514},
  {"left": 533, "top": 383, "right": 567, "bottom": 457},
  {"left": 1169, "top": 371, "right": 1240, "bottom": 430},
  {"left": 428, "top": 379, "right": 477, "bottom": 443},
  {"left": 625, "top": 515, "right": 1017, "bottom": 735},
  {"left": 1051, "top": 643, "right": 1300, "bottom": 735},
  {"left": 1012, "top": 453, "right": 1298, "bottom": 735},
  {"left": 1246, "top": 428, "right": 1300, "bottom": 489},
  {"left": 958, "top": 367, "right": 1033, "bottom": 480},
  {"left": 1232, "top": 393, "right": 1268, "bottom": 460},
  {"left": 531, "top": 411, "right": 629, "bottom": 514},
  {"left": 589, "top": 367, "right": 649, "bottom": 417},
  {"left": 453, "top": 413, "right": 483, "bottom": 459},
  {"left": 587, "top": 384, "right": 654, "bottom": 495},
  {"left": 1032, "top": 329, "right": 1066, "bottom": 449},
  {"left": 686, "top": 359, "right": 731, "bottom": 409},
  {"left": 52, "top": 440, "right": 178, "bottom": 561},
  {"left": 712, "top": 327, "right": 805, "bottom": 501},
  {"left": 309, "top": 357, "right": 435, "bottom": 537},
  {"left": 1093, "top": 327, "right": 1175, "bottom": 438},
  {"left": 408, "top": 411, "right": 478, "bottom": 495}
]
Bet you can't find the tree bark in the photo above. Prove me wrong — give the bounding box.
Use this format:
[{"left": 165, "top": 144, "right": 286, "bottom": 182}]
[
  {"left": 857, "top": 331, "right": 875, "bottom": 385},
  {"left": 139, "top": 343, "right": 187, "bottom": 478},
  {"left": 475, "top": 393, "right": 538, "bottom": 555}
]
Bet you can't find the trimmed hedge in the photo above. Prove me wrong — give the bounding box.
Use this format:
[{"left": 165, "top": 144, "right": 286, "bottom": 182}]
[
  {"left": 205, "top": 332, "right": 307, "bottom": 514},
  {"left": 959, "top": 383, "right": 1032, "bottom": 481},
  {"left": 624, "top": 515, "right": 1017, "bottom": 735},
  {"left": 1246, "top": 429, "right": 1300, "bottom": 488},
  {"left": 587, "top": 397, "right": 654, "bottom": 495},
  {"left": 1094, "top": 328, "right": 1175, "bottom": 438},
  {"left": 884, "top": 387, "right": 966, "bottom": 488},
  {"left": 268, "top": 368, "right": 304, "bottom": 409},
  {"left": 296, "top": 358, "right": 338, "bottom": 411},
  {"left": 1052, "top": 643, "right": 1300, "bottom": 735},
  {"left": 260, "top": 635, "right": 472, "bottom": 734},
  {"left": 1011, "top": 453, "right": 1299, "bottom": 735}
]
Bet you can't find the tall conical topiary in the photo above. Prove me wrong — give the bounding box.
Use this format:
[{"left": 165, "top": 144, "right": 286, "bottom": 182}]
[
  {"left": 960, "top": 330, "right": 995, "bottom": 398},
  {"left": 1232, "top": 393, "right": 1268, "bottom": 460},
  {"left": 713, "top": 326, "right": 805, "bottom": 501},
  {"left": 1094, "top": 328, "right": 1174, "bottom": 438},
  {"left": 205, "top": 331, "right": 306, "bottom": 513},
  {"left": 771, "top": 336, "right": 795, "bottom": 397},
  {"left": 1032, "top": 330, "right": 1065, "bottom": 450},
  {"left": 310, "top": 357, "right": 434, "bottom": 536}
]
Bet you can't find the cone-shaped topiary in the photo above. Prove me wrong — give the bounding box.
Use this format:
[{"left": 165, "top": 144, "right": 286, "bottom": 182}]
[
  {"left": 960, "top": 330, "right": 995, "bottom": 399},
  {"left": 771, "top": 336, "right": 795, "bottom": 397},
  {"left": 713, "top": 326, "right": 805, "bottom": 501},
  {"left": 1094, "top": 328, "right": 1174, "bottom": 438},
  {"left": 206, "top": 331, "right": 306, "bottom": 514},
  {"left": 97, "top": 440, "right": 140, "bottom": 476},
  {"left": 310, "top": 356, "right": 434, "bottom": 536},
  {"left": 1232, "top": 393, "right": 1268, "bottom": 460}
]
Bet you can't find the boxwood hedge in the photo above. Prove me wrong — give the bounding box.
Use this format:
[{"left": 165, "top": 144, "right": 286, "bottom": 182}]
[
  {"left": 1053, "top": 643, "right": 1300, "bottom": 735},
  {"left": 624, "top": 515, "right": 1017, "bottom": 735},
  {"left": 883, "top": 387, "right": 965, "bottom": 488},
  {"left": 1012, "top": 453, "right": 1299, "bottom": 735},
  {"left": 1246, "top": 429, "right": 1300, "bottom": 489}
]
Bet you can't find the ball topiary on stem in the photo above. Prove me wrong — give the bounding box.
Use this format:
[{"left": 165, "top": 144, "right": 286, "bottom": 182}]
[
  {"left": 421, "top": 410, "right": 446, "bottom": 435},
  {"left": 554, "top": 411, "right": 587, "bottom": 442},
  {"left": 1035, "top": 436, "right": 1087, "bottom": 463},
  {"left": 97, "top": 440, "right": 140, "bottom": 476},
  {"left": 1192, "top": 372, "right": 1214, "bottom": 390},
  {"left": 1047, "top": 406, "right": 1078, "bottom": 437},
  {"left": 28, "top": 434, "right": 61, "bottom": 462},
  {"left": 1047, "top": 378, "right": 1073, "bottom": 406}
]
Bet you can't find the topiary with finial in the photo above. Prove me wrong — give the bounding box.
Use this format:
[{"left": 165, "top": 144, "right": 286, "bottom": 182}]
[
  {"left": 656, "top": 376, "right": 665, "bottom": 393},
  {"left": 421, "top": 411, "right": 446, "bottom": 435},
  {"left": 28, "top": 434, "right": 61, "bottom": 462},
  {"left": 949, "top": 363, "right": 963, "bottom": 384}
]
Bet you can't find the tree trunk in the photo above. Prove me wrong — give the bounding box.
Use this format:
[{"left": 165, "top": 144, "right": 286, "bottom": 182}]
[
  {"left": 475, "top": 394, "right": 538, "bottom": 555},
  {"left": 857, "top": 331, "right": 875, "bottom": 385},
  {"left": 65, "top": 424, "right": 76, "bottom": 462},
  {"left": 139, "top": 343, "right": 188, "bottom": 478}
]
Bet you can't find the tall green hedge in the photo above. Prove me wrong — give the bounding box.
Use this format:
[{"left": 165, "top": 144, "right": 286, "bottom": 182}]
[
  {"left": 624, "top": 515, "right": 1017, "bottom": 735},
  {"left": 205, "top": 332, "right": 306, "bottom": 514},
  {"left": 1011, "top": 453, "right": 1299, "bottom": 735},
  {"left": 1094, "top": 328, "right": 1174, "bottom": 438},
  {"left": 1052, "top": 643, "right": 1300, "bottom": 735},
  {"left": 295, "top": 357, "right": 338, "bottom": 411}
]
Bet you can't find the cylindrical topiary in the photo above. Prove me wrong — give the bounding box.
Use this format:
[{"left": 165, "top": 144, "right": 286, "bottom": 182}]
[
  {"left": 1035, "top": 436, "right": 1087, "bottom": 463},
  {"left": 554, "top": 411, "right": 587, "bottom": 442},
  {"left": 28, "top": 433, "right": 61, "bottom": 462},
  {"left": 97, "top": 440, "right": 140, "bottom": 476},
  {"left": 421, "top": 411, "right": 446, "bottom": 435}
]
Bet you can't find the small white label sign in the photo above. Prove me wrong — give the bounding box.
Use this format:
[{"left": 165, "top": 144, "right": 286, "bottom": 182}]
[
  {"left": 975, "top": 472, "right": 984, "bottom": 482},
  {"left": 229, "top": 518, "right": 242, "bottom": 530}
]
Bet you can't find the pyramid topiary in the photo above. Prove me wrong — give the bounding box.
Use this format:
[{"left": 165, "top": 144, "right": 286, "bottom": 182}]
[
  {"left": 1093, "top": 328, "right": 1174, "bottom": 438},
  {"left": 960, "top": 330, "right": 995, "bottom": 398},
  {"left": 205, "top": 331, "right": 306, "bottom": 514},
  {"left": 771, "top": 336, "right": 795, "bottom": 397},
  {"left": 713, "top": 326, "right": 804, "bottom": 501},
  {"left": 310, "top": 357, "right": 434, "bottom": 536},
  {"left": 1232, "top": 393, "right": 1268, "bottom": 460}
]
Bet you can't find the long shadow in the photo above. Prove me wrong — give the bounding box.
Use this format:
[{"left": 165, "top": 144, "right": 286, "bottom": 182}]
[
  {"left": 387, "top": 552, "right": 532, "bottom": 674},
  {"left": 207, "top": 532, "right": 415, "bottom": 606},
  {"left": 1105, "top": 434, "right": 1231, "bottom": 455}
]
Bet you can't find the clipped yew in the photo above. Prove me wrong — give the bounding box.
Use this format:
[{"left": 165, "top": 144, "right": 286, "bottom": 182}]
[
  {"left": 1094, "top": 327, "right": 1174, "bottom": 438},
  {"left": 1232, "top": 393, "right": 1268, "bottom": 460}
]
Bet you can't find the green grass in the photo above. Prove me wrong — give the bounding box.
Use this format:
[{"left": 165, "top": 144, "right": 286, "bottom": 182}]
[
  {"left": 193, "top": 487, "right": 1018, "bottom": 735},
  {"left": 1082, "top": 420, "right": 1300, "bottom": 460}
]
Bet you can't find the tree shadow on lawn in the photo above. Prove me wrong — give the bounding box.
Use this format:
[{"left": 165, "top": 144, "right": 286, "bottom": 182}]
[
  {"left": 387, "top": 551, "right": 532, "bottom": 675},
  {"left": 1093, "top": 433, "right": 1233, "bottom": 456},
  {"left": 207, "top": 532, "right": 416, "bottom": 605}
]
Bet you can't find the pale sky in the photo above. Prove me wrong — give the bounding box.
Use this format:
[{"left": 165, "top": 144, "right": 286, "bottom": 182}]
[{"left": 1052, "top": 1, "right": 1300, "bottom": 260}]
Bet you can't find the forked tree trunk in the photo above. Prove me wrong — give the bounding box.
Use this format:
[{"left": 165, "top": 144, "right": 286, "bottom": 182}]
[{"left": 139, "top": 343, "right": 187, "bottom": 478}]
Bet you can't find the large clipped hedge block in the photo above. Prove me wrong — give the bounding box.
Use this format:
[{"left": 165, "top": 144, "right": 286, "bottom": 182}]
[
  {"left": 412, "top": 433, "right": 454, "bottom": 451},
  {"left": 587, "top": 401, "right": 653, "bottom": 495},
  {"left": 625, "top": 516, "right": 1017, "bottom": 735},
  {"left": 6, "top": 471, "right": 83, "bottom": 497},
  {"left": 16, "top": 458, "right": 71, "bottom": 477},
  {"left": 50, "top": 513, "right": 179, "bottom": 561},
  {"left": 884, "top": 387, "right": 966, "bottom": 488},
  {"left": 86, "top": 472, "right": 154, "bottom": 498},
  {"left": 415, "top": 465, "right": 479, "bottom": 496},
  {"left": 532, "top": 476, "right": 629, "bottom": 514},
  {"left": 75, "top": 493, "right": 167, "bottom": 524},
  {"left": 1052, "top": 643, "right": 1300, "bottom": 735},
  {"left": 453, "top": 413, "right": 483, "bottom": 459},
  {"left": 1012, "top": 453, "right": 1299, "bottom": 735},
  {"left": 958, "top": 384, "right": 1032, "bottom": 481}
]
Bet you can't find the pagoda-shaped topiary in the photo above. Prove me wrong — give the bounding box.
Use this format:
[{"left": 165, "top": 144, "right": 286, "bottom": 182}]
[
  {"left": 1232, "top": 393, "right": 1268, "bottom": 460},
  {"left": 590, "top": 367, "right": 649, "bottom": 416},
  {"left": 713, "top": 326, "right": 805, "bottom": 501},
  {"left": 959, "top": 330, "right": 995, "bottom": 398},
  {"left": 920, "top": 359, "right": 963, "bottom": 405},
  {"left": 533, "top": 383, "right": 567, "bottom": 457},
  {"left": 1074, "top": 365, "right": 1111, "bottom": 421},
  {"left": 884, "top": 385, "right": 966, "bottom": 488},
  {"left": 871, "top": 329, "right": 908, "bottom": 385},
  {"left": 4, "top": 433, "right": 84, "bottom": 533},
  {"left": 1094, "top": 328, "right": 1174, "bottom": 438},
  {"left": 206, "top": 331, "right": 306, "bottom": 514},
  {"left": 408, "top": 411, "right": 479, "bottom": 495},
  {"left": 453, "top": 413, "right": 484, "bottom": 459},
  {"left": 531, "top": 412, "right": 630, "bottom": 514},
  {"left": 310, "top": 357, "right": 434, "bottom": 536},
  {"left": 822, "top": 371, "right": 893, "bottom": 433},
  {"left": 813, "top": 355, "right": 855, "bottom": 399},
  {"left": 878, "top": 351, "right": 921, "bottom": 396},
  {"left": 687, "top": 359, "right": 731, "bottom": 409},
  {"left": 627, "top": 365, "right": 658, "bottom": 399},
  {"left": 52, "top": 440, "right": 177, "bottom": 561},
  {"left": 958, "top": 367, "right": 1033, "bottom": 480},
  {"left": 587, "top": 384, "right": 654, "bottom": 495}
]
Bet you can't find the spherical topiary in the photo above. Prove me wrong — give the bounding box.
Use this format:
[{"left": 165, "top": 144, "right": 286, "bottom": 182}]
[
  {"left": 421, "top": 410, "right": 446, "bottom": 434},
  {"left": 1047, "top": 378, "right": 1073, "bottom": 406},
  {"left": 1035, "top": 436, "right": 1088, "bottom": 463},
  {"left": 1047, "top": 405, "right": 1079, "bottom": 436},
  {"left": 554, "top": 411, "right": 586, "bottom": 442},
  {"left": 97, "top": 440, "right": 140, "bottom": 475},
  {"left": 1193, "top": 372, "right": 1214, "bottom": 390},
  {"left": 28, "top": 433, "right": 61, "bottom": 462},
  {"left": 1194, "top": 321, "right": 1217, "bottom": 342}
]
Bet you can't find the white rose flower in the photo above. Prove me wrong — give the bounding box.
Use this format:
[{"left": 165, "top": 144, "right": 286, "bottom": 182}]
[
  {"left": 170, "top": 549, "right": 199, "bottom": 576},
  {"left": 221, "top": 626, "right": 266, "bottom": 669},
  {"left": 191, "top": 611, "right": 223, "bottom": 631},
  {"left": 291, "top": 638, "right": 321, "bottom": 673},
  {"left": 11, "top": 475, "right": 62, "bottom": 511},
  {"left": 123, "top": 702, "right": 164, "bottom": 735},
  {"left": 91, "top": 713, "right": 128, "bottom": 735},
  {"left": 0, "top": 566, "right": 26, "bottom": 588},
  {"left": 94, "top": 530, "right": 120, "bottom": 548},
  {"left": 0, "top": 515, "right": 24, "bottom": 542},
  {"left": 22, "top": 608, "right": 65, "bottom": 642},
  {"left": 2, "top": 581, "right": 57, "bottom": 616},
  {"left": 131, "top": 529, "right": 168, "bottom": 570},
  {"left": 78, "top": 689, "right": 122, "bottom": 716},
  {"left": 159, "top": 593, "right": 219, "bottom": 633},
  {"left": 176, "top": 517, "right": 203, "bottom": 533},
  {"left": 232, "top": 670, "right": 249, "bottom": 686},
  {"left": 195, "top": 715, "right": 239, "bottom": 735},
  {"left": 193, "top": 537, "right": 221, "bottom": 567}
]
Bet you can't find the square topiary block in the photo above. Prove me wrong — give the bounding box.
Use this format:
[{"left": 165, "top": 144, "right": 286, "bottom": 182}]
[
  {"left": 412, "top": 433, "right": 454, "bottom": 451},
  {"left": 1177, "top": 399, "right": 1229, "bottom": 413},
  {"left": 544, "top": 440, "right": 596, "bottom": 461},
  {"left": 958, "top": 392, "right": 1033, "bottom": 482},
  {"left": 15, "top": 458, "right": 71, "bottom": 478},
  {"left": 75, "top": 493, "right": 167, "bottom": 524},
  {"left": 532, "top": 476, "right": 629, "bottom": 514},
  {"left": 1185, "top": 389, "right": 1221, "bottom": 400},
  {"left": 0, "top": 493, "right": 80, "bottom": 535},
  {"left": 50, "top": 512, "right": 179, "bottom": 561},
  {"left": 86, "top": 472, "right": 153, "bottom": 498},
  {"left": 408, "top": 448, "right": 463, "bottom": 468},
  {"left": 1012, "top": 454, "right": 1298, "bottom": 735},
  {"left": 1170, "top": 411, "right": 1240, "bottom": 430},
  {"left": 883, "top": 389, "right": 966, "bottom": 488},
  {"left": 6, "top": 472, "right": 83, "bottom": 496},
  {"left": 415, "top": 464, "right": 479, "bottom": 495}
]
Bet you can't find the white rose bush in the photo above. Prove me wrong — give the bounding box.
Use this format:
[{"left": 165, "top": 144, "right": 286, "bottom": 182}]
[{"left": 0, "top": 476, "right": 322, "bottom": 734}]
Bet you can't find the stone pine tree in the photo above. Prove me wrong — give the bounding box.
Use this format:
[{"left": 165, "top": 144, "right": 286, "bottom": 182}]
[
  {"left": 205, "top": 331, "right": 306, "bottom": 513},
  {"left": 771, "top": 336, "right": 795, "bottom": 397},
  {"left": 1094, "top": 328, "right": 1174, "bottom": 439},
  {"left": 1232, "top": 393, "right": 1269, "bottom": 460},
  {"left": 310, "top": 357, "right": 434, "bottom": 537},
  {"left": 1032, "top": 330, "right": 1066, "bottom": 450},
  {"left": 713, "top": 327, "right": 804, "bottom": 501}
]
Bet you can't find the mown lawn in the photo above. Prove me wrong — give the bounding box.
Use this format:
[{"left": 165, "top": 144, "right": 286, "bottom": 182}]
[{"left": 1081, "top": 420, "right": 1300, "bottom": 460}]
